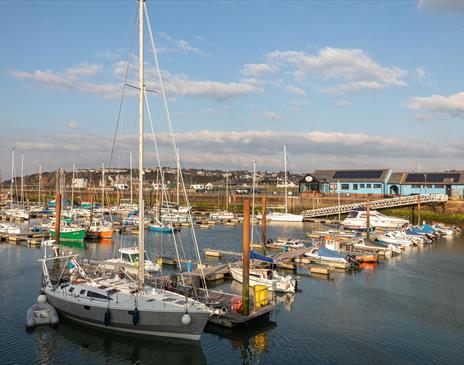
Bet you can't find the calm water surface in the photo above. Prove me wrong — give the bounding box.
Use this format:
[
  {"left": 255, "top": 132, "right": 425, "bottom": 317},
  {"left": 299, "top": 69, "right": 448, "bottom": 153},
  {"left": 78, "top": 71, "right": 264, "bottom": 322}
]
[{"left": 1, "top": 221, "right": 463, "bottom": 364}]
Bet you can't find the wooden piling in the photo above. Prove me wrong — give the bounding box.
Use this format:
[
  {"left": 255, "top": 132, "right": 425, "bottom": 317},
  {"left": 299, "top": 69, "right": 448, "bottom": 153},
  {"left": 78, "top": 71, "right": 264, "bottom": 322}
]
[
  {"left": 242, "top": 198, "right": 250, "bottom": 316},
  {"left": 366, "top": 198, "right": 371, "bottom": 240},
  {"left": 417, "top": 194, "right": 421, "bottom": 225}
]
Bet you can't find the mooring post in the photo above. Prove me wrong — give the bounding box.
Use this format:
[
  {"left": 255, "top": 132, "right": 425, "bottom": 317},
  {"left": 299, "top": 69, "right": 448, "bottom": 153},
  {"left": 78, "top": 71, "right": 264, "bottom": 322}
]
[
  {"left": 417, "top": 194, "right": 421, "bottom": 225},
  {"left": 242, "top": 198, "right": 250, "bottom": 315},
  {"left": 366, "top": 198, "right": 371, "bottom": 239},
  {"left": 261, "top": 195, "right": 267, "bottom": 255}
]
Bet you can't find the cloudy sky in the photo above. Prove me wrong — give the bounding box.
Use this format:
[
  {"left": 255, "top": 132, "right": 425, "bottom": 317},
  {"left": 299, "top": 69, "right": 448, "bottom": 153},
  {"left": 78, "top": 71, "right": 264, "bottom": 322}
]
[{"left": 1, "top": 0, "right": 464, "bottom": 176}]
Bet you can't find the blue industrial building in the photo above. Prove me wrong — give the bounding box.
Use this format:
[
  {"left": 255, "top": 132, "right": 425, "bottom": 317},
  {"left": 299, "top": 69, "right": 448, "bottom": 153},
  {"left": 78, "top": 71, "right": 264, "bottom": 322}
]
[{"left": 299, "top": 169, "right": 464, "bottom": 198}]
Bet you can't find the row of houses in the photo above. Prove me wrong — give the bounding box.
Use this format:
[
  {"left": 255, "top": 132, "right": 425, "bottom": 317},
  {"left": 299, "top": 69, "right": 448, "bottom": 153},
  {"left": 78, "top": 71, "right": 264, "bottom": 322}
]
[{"left": 299, "top": 169, "right": 464, "bottom": 198}]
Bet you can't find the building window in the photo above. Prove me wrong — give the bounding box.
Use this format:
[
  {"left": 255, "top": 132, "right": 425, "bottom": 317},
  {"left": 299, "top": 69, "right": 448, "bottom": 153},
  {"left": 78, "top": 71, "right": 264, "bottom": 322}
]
[
  {"left": 353, "top": 184, "right": 358, "bottom": 190},
  {"left": 341, "top": 184, "right": 349, "bottom": 190},
  {"left": 366, "top": 184, "right": 372, "bottom": 188},
  {"left": 360, "top": 184, "right": 365, "bottom": 188},
  {"left": 435, "top": 185, "right": 444, "bottom": 188},
  {"left": 373, "top": 184, "right": 382, "bottom": 189}
]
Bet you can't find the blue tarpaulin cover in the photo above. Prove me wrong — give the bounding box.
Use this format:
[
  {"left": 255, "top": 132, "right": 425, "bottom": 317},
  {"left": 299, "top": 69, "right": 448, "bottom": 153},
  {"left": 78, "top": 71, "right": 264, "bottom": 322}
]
[{"left": 250, "top": 250, "right": 275, "bottom": 263}]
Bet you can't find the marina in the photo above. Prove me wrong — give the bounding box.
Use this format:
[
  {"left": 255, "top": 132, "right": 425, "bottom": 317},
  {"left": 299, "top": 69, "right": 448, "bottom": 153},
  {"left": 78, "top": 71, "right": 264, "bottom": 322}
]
[{"left": 2, "top": 0, "right": 464, "bottom": 364}]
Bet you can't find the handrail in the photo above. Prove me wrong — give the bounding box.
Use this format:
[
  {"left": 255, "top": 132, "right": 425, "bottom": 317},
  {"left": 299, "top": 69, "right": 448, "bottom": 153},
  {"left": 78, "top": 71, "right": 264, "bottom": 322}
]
[{"left": 301, "top": 194, "right": 448, "bottom": 218}]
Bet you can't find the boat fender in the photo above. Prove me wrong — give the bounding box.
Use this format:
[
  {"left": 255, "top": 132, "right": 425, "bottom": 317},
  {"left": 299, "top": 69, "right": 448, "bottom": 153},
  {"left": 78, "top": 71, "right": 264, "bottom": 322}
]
[
  {"left": 181, "top": 313, "right": 192, "bottom": 325},
  {"left": 132, "top": 307, "right": 139, "bottom": 325},
  {"left": 104, "top": 308, "right": 111, "bottom": 326}
]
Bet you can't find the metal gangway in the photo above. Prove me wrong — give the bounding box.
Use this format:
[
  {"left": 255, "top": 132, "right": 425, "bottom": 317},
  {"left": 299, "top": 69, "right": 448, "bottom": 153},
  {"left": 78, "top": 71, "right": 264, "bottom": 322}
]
[{"left": 301, "top": 194, "right": 448, "bottom": 219}]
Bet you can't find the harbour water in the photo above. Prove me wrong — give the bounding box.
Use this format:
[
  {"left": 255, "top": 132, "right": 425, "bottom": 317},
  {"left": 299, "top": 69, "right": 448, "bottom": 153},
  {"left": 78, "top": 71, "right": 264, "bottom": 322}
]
[{"left": 1, "top": 221, "right": 464, "bottom": 364}]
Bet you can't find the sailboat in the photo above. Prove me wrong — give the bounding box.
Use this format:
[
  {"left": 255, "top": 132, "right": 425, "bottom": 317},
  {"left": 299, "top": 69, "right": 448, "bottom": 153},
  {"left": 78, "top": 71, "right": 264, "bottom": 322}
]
[
  {"left": 38, "top": 0, "right": 210, "bottom": 340},
  {"left": 3, "top": 149, "right": 30, "bottom": 220},
  {"left": 257, "top": 145, "right": 303, "bottom": 222},
  {"left": 209, "top": 172, "right": 234, "bottom": 220}
]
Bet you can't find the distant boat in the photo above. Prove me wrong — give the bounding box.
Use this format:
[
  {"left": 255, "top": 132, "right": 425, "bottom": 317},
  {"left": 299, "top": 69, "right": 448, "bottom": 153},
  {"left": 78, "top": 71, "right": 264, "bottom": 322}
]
[
  {"left": 87, "top": 219, "right": 113, "bottom": 239},
  {"left": 342, "top": 208, "right": 408, "bottom": 230},
  {"left": 257, "top": 145, "right": 303, "bottom": 222},
  {"left": 50, "top": 224, "right": 86, "bottom": 243},
  {"left": 0, "top": 222, "right": 21, "bottom": 235},
  {"left": 305, "top": 246, "right": 349, "bottom": 265},
  {"left": 148, "top": 218, "right": 176, "bottom": 233}
]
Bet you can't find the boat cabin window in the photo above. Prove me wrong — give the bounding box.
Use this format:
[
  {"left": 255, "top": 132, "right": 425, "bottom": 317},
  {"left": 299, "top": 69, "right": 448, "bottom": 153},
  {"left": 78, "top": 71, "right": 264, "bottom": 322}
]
[
  {"left": 69, "top": 287, "right": 75, "bottom": 293},
  {"left": 79, "top": 289, "right": 86, "bottom": 295},
  {"left": 87, "top": 291, "right": 109, "bottom": 300},
  {"left": 347, "top": 211, "right": 359, "bottom": 218},
  {"left": 121, "top": 253, "right": 131, "bottom": 262}
]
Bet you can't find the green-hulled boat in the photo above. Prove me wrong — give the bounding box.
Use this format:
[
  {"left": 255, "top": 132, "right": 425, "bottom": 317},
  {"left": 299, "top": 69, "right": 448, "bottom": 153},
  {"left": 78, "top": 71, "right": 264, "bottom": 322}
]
[{"left": 50, "top": 226, "right": 86, "bottom": 242}]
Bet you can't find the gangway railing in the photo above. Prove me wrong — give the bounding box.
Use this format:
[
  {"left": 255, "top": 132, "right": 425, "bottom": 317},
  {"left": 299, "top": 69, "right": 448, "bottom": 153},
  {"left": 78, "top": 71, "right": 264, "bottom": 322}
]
[{"left": 301, "top": 194, "right": 448, "bottom": 219}]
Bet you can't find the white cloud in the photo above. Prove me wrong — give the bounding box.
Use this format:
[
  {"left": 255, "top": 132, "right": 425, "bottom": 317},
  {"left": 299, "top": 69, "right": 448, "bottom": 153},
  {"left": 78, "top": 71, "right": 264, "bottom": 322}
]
[
  {"left": 67, "top": 121, "right": 79, "bottom": 129},
  {"left": 158, "top": 32, "right": 203, "bottom": 54},
  {"left": 5, "top": 129, "right": 463, "bottom": 172},
  {"left": 417, "top": 0, "right": 464, "bottom": 12},
  {"left": 11, "top": 58, "right": 260, "bottom": 101},
  {"left": 415, "top": 66, "right": 428, "bottom": 79},
  {"left": 262, "top": 112, "right": 282, "bottom": 121},
  {"left": 284, "top": 85, "right": 306, "bottom": 96},
  {"left": 407, "top": 92, "right": 464, "bottom": 118},
  {"left": 241, "top": 63, "right": 277, "bottom": 77},
  {"left": 266, "top": 47, "right": 407, "bottom": 94}
]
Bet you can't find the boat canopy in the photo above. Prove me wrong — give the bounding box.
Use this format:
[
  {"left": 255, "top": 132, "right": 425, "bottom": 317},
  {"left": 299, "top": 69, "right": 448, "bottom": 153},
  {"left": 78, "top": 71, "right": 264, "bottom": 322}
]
[
  {"left": 318, "top": 246, "right": 345, "bottom": 259},
  {"left": 250, "top": 250, "right": 274, "bottom": 263}
]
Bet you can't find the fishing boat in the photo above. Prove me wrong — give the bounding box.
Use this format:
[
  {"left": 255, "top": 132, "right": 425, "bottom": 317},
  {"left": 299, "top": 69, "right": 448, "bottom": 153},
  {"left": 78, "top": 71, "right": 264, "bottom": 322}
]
[
  {"left": 342, "top": 208, "right": 409, "bottom": 230},
  {"left": 103, "top": 247, "right": 160, "bottom": 274},
  {"left": 38, "top": 1, "right": 210, "bottom": 341},
  {"left": 87, "top": 220, "right": 113, "bottom": 239},
  {"left": 50, "top": 223, "right": 87, "bottom": 243}
]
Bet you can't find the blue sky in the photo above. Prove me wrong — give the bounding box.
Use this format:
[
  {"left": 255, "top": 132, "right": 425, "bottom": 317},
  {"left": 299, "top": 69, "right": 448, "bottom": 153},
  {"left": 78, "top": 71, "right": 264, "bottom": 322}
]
[{"left": 1, "top": 0, "right": 464, "bottom": 176}]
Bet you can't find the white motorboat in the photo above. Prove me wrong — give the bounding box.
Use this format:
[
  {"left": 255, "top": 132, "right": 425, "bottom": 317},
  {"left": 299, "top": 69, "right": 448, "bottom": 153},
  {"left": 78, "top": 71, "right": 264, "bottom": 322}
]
[
  {"left": 0, "top": 222, "right": 21, "bottom": 234},
  {"left": 103, "top": 247, "right": 160, "bottom": 274},
  {"left": 376, "top": 231, "right": 413, "bottom": 247},
  {"left": 209, "top": 210, "right": 235, "bottom": 220},
  {"left": 305, "top": 246, "right": 349, "bottom": 265},
  {"left": 4, "top": 208, "right": 29, "bottom": 220},
  {"left": 229, "top": 265, "right": 296, "bottom": 293},
  {"left": 257, "top": 211, "right": 304, "bottom": 222},
  {"left": 352, "top": 238, "right": 397, "bottom": 255},
  {"left": 432, "top": 223, "right": 456, "bottom": 237},
  {"left": 268, "top": 238, "right": 305, "bottom": 249},
  {"left": 342, "top": 209, "right": 409, "bottom": 230}
]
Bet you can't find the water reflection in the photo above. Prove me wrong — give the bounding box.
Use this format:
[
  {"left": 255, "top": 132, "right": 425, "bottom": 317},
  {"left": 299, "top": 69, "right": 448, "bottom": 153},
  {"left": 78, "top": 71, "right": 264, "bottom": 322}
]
[
  {"left": 207, "top": 320, "right": 276, "bottom": 365},
  {"left": 36, "top": 319, "right": 206, "bottom": 365}
]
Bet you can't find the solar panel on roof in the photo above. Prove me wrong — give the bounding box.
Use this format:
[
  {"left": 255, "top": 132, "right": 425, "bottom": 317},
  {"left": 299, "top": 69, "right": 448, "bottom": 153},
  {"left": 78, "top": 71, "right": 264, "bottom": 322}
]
[
  {"left": 405, "top": 173, "right": 461, "bottom": 183},
  {"left": 333, "top": 170, "right": 383, "bottom": 179}
]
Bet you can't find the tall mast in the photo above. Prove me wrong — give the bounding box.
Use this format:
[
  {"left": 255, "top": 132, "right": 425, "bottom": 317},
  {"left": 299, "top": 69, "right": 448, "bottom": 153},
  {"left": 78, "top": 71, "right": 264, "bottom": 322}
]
[
  {"left": 137, "top": 0, "right": 145, "bottom": 285},
  {"left": 38, "top": 163, "right": 42, "bottom": 206},
  {"left": 71, "top": 162, "right": 75, "bottom": 208},
  {"left": 21, "top": 153, "right": 24, "bottom": 209},
  {"left": 101, "top": 162, "right": 105, "bottom": 212},
  {"left": 225, "top": 172, "right": 229, "bottom": 212},
  {"left": 10, "top": 148, "right": 14, "bottom": 210},
  {"left": 130, "top": 151, "right": 133, "bottom": 205},
  {"left": 284, "top": 145, "right": 288, "bottom": 214},
  {"left": 176, "top": 149, "right": 180, "bottom": 207},
  {"left": 251, "top": 160, "right": 256, "bottom": 244}
]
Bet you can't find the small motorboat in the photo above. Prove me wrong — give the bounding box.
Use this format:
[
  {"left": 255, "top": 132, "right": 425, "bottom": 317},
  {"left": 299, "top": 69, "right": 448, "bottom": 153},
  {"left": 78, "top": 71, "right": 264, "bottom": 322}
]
[
  {"left": 148, "top": 218, "right": 177, "bottom": 233},
  {"left": 229, "top": 265, "right": 296, "bottom": 293},
  {"left": 0, "top": 222, "right": 21, "bottom": 234},
  {"left": 26, "top": 294, "right": 59, "bottom": 329},
  {"left": 305, "top": 246, "right": 351, "bottom": 266},
  {"left": 267, "top": 238, "right": 305, "bottom": 249},
  {"left": 432, "top": 223, "right": 458, "bottom": 237},
  {"left": 103, "top": 247, "right": 161, "bottom": 274}
]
